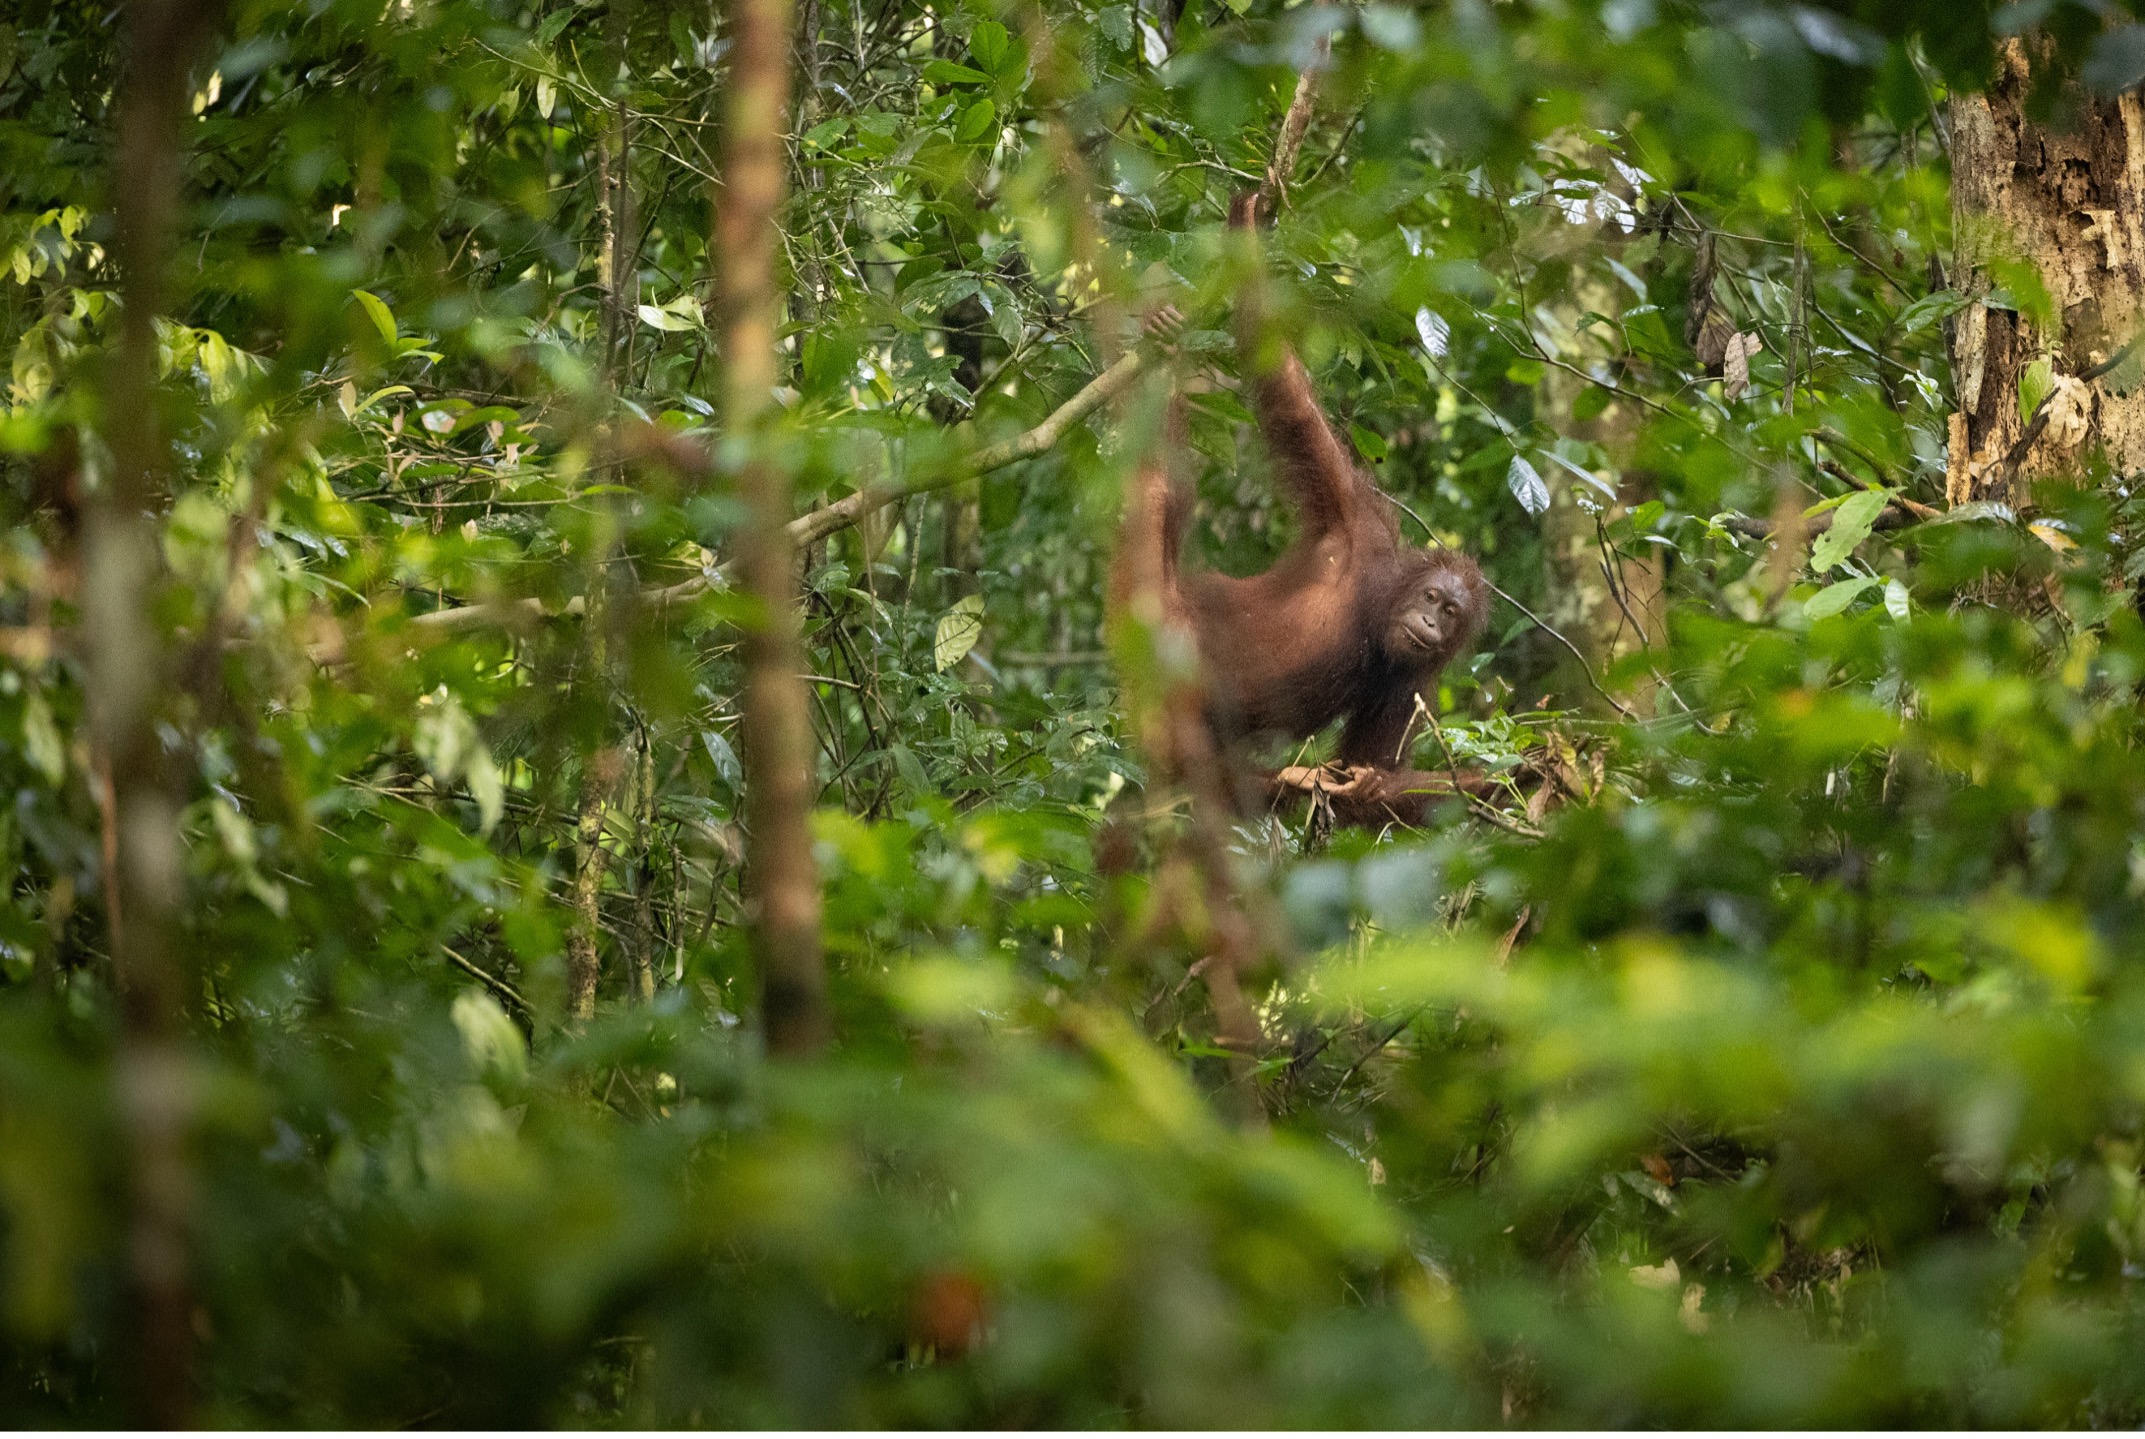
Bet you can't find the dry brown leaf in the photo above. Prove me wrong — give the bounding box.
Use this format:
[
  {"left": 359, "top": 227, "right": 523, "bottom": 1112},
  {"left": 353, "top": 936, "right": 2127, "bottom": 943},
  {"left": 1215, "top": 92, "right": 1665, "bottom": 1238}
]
[
  {"left": 1693, "top": 307, "right": 1737, "bottom": 371},
  {"left": 1722, "top": 330, "right": 1763, "bottom": 400}
]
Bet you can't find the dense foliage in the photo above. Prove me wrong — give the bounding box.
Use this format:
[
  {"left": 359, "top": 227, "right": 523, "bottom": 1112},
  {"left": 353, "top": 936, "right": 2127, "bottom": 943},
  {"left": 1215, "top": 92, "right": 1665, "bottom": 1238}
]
[{"left": 11, "top": 0, "right": 2145, "bottom": 1424}]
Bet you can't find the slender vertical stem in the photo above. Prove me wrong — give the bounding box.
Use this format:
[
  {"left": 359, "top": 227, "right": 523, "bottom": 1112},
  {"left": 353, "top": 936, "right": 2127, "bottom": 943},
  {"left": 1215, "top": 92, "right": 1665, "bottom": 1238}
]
[
  {"left": 718, "top": 0, "right": 825, "bottom": 1055},
  {"left": 599, "top": 0, "right": 638, "bottom": 386},
  {"left": 1257, "top": 33, "right": 1330, "bottom": 219},
  {"left": 565, "top": 724, "right": 620, "bottom": 1024},
  {"left": 94, "top": 0, "right": 224, "bottom": 1424},
  {"left": 630, "top": 725, "right": 660, "bottom": 1003}
]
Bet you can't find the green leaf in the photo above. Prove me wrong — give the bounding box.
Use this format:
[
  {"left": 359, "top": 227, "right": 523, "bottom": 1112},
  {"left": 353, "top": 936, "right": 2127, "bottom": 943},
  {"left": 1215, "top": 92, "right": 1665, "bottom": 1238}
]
[
  {"left": 956, "top": 97, "right": 997, "bottom": 143},
  {"left": 934, "top": 594, "right": 985, "bottom": 672},
  {"left": 1895, "top": 289, "right": 1967, "bottom": 336},
  {"left": 351, "top": 288, "right": 397, "bottom": 345},
  {"left": 1349, "top": 423, "right": 1387, "bottom": 462},
  {"left": 1808, "top": 487, "right": 1889, "bottom": 572},
  {"left": 1506, "top": 455, "right": 1550, "bottom": 515},
  {"left": 1804, "top": 574, "right": 1882, "bottom": 620},
  {"left": 969, "top": 19, "right": 1010, "bottom": 73},
  {"left": 922, "top": 59, "right": 991, "bottom": 86},
  {"left": 700, "top": 729, "right": 740, "bottom": 786},
  {"left": 1986, "top": 257, "right": 2058, "bottom": 332},
  {"left": 2019, "top": 356, "right": 2054, "bottom": 422},
  {"left": 889, "top": 742, "right": 929, "bottom": 793},
  {"left": 637, "top": 302, "right": 698, "bottom": 332}
]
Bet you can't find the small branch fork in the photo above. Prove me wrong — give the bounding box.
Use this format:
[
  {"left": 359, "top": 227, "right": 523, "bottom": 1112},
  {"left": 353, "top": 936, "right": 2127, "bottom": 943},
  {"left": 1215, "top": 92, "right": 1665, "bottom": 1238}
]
[
  {"left": 406, "top": 347, "right": 1154, "bottom": 636},
  {"left": 385, "top": 30, "right": 1336, "bottom": 644}
]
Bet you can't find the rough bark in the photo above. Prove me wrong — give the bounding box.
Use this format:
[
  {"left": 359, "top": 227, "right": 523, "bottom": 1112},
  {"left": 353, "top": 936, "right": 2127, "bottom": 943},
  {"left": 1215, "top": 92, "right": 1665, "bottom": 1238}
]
[
  {"left": 1947, "top": 38, "right": 2145, "bottom": 504},
  {"left": 718, "top": 0, "right": 826, "bottom": 1056},
  {"left": 95, "top": 0, "right": 226, "bottom": 1424}
]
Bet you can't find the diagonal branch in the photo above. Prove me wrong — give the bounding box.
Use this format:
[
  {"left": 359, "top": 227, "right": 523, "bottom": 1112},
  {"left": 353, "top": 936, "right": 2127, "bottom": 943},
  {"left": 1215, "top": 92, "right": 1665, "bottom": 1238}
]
[
  {"left": 1258, "top": 33, "right": 1330, "bottom": 218},
  {"left": 407, "top": 346, "right": 1152, "bottom": 635}
]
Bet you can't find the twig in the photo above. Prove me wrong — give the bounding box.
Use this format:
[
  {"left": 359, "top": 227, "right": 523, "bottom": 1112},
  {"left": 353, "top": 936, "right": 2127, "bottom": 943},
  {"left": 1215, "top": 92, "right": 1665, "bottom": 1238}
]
[
  {"left": 406, "top": 347, "right": 1152, "bottom": 635},
  {"left": 1484, "top": 577, "right": 1634, "bottom": 720},
  {"left": 443, "top": 945, "right": 531, "bottom": 1018},
  {"left": 1990, "top": 337, "right": 2141, "bottom": 490},
  {"left": 1257, "top": 34, "right": 1331, "bottom": 217},
  {"left": 1418, "top": 696, "right": 1546, "bottom": 838}
]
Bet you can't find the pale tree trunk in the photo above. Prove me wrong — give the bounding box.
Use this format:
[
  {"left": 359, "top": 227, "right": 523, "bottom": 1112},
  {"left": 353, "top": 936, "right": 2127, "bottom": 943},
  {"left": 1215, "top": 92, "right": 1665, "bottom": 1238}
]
[
  {"left": 1947, "top": 37, "right": 2145, "bottom": 505},
  {"left": 94, "top": 0, "right": 226, "bottom": 1424},
  {"left": 628, "top": 726, "right": 660, "bottom": 1003},
  {"left": 1537, "top": 242, "right": 1661, "bottom": 711},
  {"left": 718, "top": 0, "right": 826, "bottom": 1056},
  {"left": 564, "top": 722, "right": 621, "bottom": 1024}
]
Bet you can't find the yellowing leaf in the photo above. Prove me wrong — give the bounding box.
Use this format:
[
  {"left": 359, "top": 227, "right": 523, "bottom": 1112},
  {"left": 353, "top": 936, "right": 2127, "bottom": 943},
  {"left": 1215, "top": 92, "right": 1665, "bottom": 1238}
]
[
  {"left": 2028, "top": 520, "right": 2077, "bottom": 553},
  {"left": 20, "top": 692, "right": 62, "bottom": 785},
  {"left": 934, "top": 593, "right": 984, "bottom": 671},
  {"left": 637, "top": 302, "right": 698, "bottom": 332},
  {"left": 351, "top": 289, "right": 397, "bottom": 345}
]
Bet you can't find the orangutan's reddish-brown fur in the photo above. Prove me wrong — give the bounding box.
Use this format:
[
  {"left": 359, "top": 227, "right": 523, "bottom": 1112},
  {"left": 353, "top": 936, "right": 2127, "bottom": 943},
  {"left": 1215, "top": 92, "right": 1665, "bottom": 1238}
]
[{"left": 1112, "top": 196, "right": 1490, "bottom": 829}]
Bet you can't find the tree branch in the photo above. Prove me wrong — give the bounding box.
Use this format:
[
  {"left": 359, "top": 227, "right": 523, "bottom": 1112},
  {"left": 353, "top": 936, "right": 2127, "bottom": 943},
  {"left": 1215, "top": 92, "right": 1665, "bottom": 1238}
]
[
  {"left": 1257, "top": 34, "right": 1331, "bottom": 218},
  {"left": 406, "top": 346, "right": 1153, "bottom": 634}
]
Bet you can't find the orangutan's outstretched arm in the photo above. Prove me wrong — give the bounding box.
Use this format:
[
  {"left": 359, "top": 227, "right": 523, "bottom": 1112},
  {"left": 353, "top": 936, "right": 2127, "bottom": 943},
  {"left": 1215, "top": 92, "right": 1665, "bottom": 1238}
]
[{"left": 1228, "top": 192, "right": 1364, "bottom": 539}]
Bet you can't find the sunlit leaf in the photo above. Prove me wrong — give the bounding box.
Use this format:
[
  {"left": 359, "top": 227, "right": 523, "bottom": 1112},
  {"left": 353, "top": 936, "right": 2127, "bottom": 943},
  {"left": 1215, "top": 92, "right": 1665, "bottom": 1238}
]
[
  {"left": 1507, "top": 454, "right": 1550, "bottom": 515},
  {"left": 934, "top": 593, "right": 985, "bottom": 671},
  {"left": 1808, "top": 488, "right": 1889, "bottom": 572},
  {"left": 351, "top": 288, "right": 397, "bottom": 345}
]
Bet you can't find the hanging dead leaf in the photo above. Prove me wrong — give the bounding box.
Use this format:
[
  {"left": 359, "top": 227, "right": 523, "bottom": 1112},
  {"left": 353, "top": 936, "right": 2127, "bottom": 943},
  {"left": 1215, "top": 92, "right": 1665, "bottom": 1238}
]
[
  {"left": 1679, "top": 1283, "right": 1710, "bottom": 1334},
  {"left": 1683, "top": 230, "right": 1718, "bottom": 347},
  {"left": 1693, "top": 308, "right": 1737, "bottom": 372},
  {"left": 1722, "top": 330, "right": 1763, "bottom": 400}
]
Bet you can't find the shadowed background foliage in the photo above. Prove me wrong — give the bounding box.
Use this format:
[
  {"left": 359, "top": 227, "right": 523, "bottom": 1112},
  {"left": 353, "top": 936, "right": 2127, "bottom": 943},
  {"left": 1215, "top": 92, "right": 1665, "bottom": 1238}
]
[{"left": 8, "top": 0, "right": 2145, "bottom": 1423}]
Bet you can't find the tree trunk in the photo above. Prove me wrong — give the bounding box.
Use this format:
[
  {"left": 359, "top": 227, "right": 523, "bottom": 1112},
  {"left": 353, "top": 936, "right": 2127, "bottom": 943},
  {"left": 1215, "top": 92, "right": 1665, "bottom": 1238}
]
[
  {"left": 94, "top": 0, "right": 227, "bottom": 1424},
  {"left": 1537, "top": 214, "right": 1661, "bottom": 712},
  {"left": 1947, "top": 37, "right": 2145, "bottom": 505},
  {"left": 629, "top": 727, "right": 660, "bottom": 1004},
  {"left": 718, "top": 0, "right": 826, "bottom": 1056},
  {"left": 565, "top": 733, "right": 622, "bottom": 1024}
]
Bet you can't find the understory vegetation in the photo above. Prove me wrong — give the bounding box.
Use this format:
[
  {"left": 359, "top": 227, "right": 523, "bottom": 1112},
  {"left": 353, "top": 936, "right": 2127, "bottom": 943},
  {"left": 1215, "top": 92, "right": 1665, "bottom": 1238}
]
[{"left": 9, "top": 0, "right": 2145, "bottom": 1424}]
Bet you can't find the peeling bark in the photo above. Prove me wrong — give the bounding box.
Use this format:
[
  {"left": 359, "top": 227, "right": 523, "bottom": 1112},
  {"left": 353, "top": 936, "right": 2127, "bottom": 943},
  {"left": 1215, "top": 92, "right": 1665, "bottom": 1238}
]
[{"left": 1947, "top": 38, "right": 2145, "bottom": 503}]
